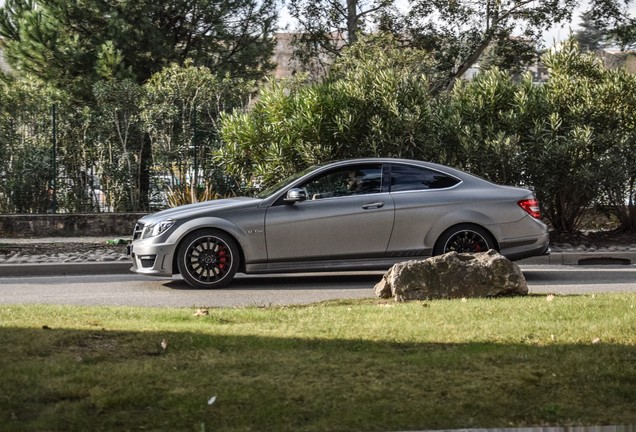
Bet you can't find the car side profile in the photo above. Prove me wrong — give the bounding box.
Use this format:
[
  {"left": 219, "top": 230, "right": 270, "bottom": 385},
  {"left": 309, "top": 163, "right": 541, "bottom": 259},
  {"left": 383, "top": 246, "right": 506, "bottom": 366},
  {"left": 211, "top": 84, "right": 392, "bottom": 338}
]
[{"left": 128, "top": 158, "right": 549, "bottom": 288}]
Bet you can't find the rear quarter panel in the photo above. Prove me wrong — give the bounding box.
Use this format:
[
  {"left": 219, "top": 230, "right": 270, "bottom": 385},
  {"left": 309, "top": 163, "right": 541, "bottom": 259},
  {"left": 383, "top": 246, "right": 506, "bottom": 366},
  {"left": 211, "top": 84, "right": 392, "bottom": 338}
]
[{"left": 387, "top": 184, "right": 536, "bottom": 253}]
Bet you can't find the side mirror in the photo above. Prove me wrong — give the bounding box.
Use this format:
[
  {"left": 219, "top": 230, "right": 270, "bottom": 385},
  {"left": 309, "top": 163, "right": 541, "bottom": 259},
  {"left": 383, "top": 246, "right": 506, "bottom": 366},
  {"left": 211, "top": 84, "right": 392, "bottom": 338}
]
[{"left": 284, "top": 188, "right": 307, "bottom": 203}]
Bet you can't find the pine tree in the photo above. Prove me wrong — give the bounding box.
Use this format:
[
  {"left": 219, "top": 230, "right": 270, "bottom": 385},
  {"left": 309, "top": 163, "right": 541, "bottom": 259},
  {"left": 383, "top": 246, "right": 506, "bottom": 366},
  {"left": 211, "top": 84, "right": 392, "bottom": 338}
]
[
  {"left": 0, "top": 0, "right": 278, "bottom": 102},
  {"left": 575, "top": 10, "right": 608, "bottom": 51}
]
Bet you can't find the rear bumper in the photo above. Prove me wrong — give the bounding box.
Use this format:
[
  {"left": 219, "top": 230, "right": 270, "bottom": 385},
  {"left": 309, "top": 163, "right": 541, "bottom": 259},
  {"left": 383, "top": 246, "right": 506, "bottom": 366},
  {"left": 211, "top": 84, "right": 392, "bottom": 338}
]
[
  {"left": 500, "top": 232, "right": 550, "bottom": 261},
  {"left": 504, "top": 244, "right": 550, "bottom": 261}
]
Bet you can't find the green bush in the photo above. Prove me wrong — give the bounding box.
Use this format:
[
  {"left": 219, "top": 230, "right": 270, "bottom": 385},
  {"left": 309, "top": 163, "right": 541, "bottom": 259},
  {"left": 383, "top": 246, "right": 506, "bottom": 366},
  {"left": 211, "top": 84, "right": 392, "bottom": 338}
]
[
  {"left": 218, "top": 37, "right": 636, "bottom": 233},
  {"left": 443, "top": 40, "right": 636, "bottom": 232},
  {"left": 446, "top": 68, "right": 526, "bottom": 186},
  {"left": 218, "top": 35, "right": 439, "bottom": 192},
  {"left": 2, "top": 35, "right": 635, "bottom": 233}
]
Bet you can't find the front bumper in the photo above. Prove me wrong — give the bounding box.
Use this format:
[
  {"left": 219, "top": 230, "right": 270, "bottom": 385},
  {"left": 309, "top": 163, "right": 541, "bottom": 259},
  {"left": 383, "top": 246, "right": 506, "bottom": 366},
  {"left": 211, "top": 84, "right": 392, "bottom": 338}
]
[{"left": 128, "top": 241, "right": 176, "bottom": 277}]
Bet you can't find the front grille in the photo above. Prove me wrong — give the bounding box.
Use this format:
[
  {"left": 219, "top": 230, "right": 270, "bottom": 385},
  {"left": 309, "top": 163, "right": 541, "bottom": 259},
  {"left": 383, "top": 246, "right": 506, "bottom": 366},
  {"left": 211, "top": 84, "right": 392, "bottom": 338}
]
[{"left": 133, "top": 222, "right": 144, "bottom": 240}]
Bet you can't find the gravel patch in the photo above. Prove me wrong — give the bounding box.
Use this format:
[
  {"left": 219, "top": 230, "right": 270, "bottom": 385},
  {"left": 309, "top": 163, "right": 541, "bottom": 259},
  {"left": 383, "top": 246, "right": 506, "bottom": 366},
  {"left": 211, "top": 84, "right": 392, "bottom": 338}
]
[{"left": 0, "top": 242, "right": 130, "bottom": 264}]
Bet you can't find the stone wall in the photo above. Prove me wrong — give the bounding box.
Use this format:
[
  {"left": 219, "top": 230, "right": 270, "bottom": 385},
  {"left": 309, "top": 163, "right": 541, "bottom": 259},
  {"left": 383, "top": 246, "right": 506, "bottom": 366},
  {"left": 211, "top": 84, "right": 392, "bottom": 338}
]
[{"left": 0, "top": 213, "right": 148, "bottom": 238}]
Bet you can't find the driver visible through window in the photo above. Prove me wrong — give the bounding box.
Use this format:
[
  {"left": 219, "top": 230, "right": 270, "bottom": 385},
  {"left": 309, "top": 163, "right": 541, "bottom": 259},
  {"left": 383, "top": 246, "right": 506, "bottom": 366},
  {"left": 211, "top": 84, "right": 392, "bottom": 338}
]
[{"left": 301, "top": 164, "right": 382, "bottom": 199}]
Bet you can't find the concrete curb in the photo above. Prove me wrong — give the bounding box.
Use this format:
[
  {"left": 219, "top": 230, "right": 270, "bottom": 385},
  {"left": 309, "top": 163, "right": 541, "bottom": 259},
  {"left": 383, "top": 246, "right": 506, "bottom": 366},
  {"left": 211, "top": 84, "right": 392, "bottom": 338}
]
[
  {"left": 0, "top": 261, "right": 132, "bottom": 277},
  {"left": 518, "top": 251, "right": 636, "bottom": 266}
]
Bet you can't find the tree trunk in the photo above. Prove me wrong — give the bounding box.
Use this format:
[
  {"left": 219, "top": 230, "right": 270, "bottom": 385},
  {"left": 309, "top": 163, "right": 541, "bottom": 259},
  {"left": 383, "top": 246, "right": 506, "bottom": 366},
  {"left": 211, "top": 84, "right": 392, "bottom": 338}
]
[
  {"left": 446, "top": 35, "right": 494, "bottom": 92},
  {"left": 347, "top": 0, "right": 358, "bottom": 44}
]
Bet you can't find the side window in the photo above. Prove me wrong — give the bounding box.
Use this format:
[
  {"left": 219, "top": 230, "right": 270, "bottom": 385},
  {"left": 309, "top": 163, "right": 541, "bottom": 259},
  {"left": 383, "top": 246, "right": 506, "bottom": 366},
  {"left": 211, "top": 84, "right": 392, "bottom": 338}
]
[
  {"left": 300, "top": 164, "right": 382, "bottom": 199},
  {"left": 390, "top": 164, "right": 460, "bottom": 192}
]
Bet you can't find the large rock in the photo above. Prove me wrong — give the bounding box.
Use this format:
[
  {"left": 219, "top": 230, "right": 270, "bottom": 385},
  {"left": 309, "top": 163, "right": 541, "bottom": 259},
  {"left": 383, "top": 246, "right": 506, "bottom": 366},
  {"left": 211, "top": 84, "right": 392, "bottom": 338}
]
[{"left": 375, "top": 250, "right": 528, "bottom": 301}]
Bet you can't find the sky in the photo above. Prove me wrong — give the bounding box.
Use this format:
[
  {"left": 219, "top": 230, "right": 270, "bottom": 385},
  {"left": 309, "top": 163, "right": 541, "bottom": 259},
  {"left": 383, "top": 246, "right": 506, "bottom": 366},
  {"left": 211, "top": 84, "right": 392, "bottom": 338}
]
[{"left": 544, "top": 2, "right": 636, "bottom": 47}]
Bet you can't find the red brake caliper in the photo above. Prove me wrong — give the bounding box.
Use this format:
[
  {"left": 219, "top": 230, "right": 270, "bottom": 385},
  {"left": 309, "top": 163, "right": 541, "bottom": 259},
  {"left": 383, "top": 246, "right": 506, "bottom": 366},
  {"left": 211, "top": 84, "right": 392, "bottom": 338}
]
[{"left": 217, "top": 248, "right": 227, "bottom": 271}]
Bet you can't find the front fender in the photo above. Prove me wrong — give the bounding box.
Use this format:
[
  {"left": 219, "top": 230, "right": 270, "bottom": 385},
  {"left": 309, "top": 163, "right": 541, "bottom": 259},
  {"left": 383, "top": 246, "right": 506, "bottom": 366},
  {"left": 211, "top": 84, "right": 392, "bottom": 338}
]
[{"left": 168, "top": 214, "right": 267, "bottom": 265}]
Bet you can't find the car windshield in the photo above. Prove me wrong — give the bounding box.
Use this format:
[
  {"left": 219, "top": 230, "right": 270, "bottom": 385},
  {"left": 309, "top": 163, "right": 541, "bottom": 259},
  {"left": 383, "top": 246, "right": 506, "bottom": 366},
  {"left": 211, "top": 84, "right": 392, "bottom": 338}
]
[{"left": 254, "top": 164, "right": 322, "bottom": 199}]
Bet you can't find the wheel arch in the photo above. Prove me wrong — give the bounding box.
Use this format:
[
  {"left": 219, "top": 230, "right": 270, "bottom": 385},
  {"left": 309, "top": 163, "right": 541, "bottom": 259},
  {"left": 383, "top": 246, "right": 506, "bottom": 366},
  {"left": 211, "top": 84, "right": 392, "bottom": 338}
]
[
  {"left": 170, "top": 223, "right": 247, "bottom": 275},
  {"left": 431, "top": 222, "right": 500, "bottom": 255},
  {"left": 423, "top": 209, "right": 500, "bottom": 245}
]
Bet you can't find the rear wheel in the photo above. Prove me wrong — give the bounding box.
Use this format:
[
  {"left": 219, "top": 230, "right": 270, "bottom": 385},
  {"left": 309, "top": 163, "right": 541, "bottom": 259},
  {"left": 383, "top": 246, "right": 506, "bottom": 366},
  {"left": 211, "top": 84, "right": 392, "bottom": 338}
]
[
  {"left": 434, "top": 224, "right": 496, "bottom": 255},
  {"left": 177, "top": 229, "right": 239, "bottom": 289}
]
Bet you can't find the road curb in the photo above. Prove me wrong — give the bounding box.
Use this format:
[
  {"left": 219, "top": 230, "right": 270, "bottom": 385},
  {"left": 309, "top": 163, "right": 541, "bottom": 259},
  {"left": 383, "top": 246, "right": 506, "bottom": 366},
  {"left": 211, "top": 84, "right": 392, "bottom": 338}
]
[
  {"left": 518, "top": 251, "right": 636, "bottom": 265},
  {"left": 0, "top": 262, "right": 132, "bottom": 277}
]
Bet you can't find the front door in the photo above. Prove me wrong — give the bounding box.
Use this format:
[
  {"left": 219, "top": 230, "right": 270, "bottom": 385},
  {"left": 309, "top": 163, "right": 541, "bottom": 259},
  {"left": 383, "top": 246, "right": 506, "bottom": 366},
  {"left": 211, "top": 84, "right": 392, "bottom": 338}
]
[{"left": 264, "top": 164, "right": 394, "bottom": 262}]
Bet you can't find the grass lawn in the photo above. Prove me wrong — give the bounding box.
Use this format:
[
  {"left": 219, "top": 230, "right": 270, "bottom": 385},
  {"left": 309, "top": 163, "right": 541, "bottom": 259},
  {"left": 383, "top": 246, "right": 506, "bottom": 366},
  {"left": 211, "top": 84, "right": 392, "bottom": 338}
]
[{"left": 0, "top": 293, "right": 635, "bottom": 431}]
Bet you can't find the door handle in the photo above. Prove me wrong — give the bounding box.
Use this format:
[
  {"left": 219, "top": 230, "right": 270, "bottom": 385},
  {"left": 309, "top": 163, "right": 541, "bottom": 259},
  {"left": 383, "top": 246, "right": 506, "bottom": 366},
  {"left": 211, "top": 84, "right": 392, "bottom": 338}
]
[{"left": 362, "top": 201, "right": 385, "bottom": 209}]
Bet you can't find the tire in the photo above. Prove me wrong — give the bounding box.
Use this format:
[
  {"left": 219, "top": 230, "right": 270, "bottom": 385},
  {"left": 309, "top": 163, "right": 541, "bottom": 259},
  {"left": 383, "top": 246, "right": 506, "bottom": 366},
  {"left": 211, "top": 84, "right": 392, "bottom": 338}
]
[
  {"left": 177, "top": 229, "right": 239, "bottom": 289},
  {"left": 433, "top": 224, "right": 496, "bottom": 256}
]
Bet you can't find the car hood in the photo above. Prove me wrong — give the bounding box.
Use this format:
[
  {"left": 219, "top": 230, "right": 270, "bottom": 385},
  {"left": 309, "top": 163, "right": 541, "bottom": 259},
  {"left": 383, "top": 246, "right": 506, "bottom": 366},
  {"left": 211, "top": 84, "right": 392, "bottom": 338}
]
[{"left": 140, "top": 197, "right": 262, "bottom": 224}]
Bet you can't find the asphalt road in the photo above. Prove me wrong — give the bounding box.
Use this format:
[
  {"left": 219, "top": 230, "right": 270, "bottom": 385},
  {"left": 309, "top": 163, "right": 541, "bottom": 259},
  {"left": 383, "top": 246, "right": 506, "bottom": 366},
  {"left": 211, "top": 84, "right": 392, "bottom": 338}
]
[{"left": 0, "top": 265, "right": 635, "bottom": 307}]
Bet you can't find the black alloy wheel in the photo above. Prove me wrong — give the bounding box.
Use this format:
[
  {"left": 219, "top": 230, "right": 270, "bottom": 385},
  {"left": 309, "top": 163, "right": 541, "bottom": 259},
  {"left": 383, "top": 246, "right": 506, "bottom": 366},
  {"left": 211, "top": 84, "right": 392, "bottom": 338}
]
[
  {"left": 177, "top": 229, "right": 239, "bottom": 289},
  {"left": 434, "top": 224, "right": 496, "bottom": 255}
]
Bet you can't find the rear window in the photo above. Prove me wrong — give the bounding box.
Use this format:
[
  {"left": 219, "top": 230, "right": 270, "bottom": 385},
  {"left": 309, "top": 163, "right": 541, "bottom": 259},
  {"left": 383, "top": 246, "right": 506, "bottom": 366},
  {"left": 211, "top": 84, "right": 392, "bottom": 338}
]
[{"left": 390, "top": 164, "right": 460, "bottom": 192}]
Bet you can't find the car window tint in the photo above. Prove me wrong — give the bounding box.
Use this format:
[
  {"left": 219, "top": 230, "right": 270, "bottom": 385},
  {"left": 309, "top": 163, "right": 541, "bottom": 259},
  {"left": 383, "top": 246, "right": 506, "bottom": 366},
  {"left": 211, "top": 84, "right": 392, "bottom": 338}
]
[
  {"left": 390, "top": 164, "right": 460, "bottom": 191},
  {"left": 301, "top": 165, "right": 382, "bottom": 199}
]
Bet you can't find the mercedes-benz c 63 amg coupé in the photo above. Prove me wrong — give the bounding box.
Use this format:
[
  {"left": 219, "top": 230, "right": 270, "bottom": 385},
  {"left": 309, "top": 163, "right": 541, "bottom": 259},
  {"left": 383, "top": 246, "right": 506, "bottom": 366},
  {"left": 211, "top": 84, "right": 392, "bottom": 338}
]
[{"left": 128, "top": 158, "right": 549, "bottom": 288}]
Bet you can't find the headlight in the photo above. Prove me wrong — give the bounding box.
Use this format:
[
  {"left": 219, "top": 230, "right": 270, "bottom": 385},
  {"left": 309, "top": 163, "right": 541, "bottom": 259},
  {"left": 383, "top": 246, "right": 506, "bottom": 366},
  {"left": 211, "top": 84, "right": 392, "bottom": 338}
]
[{"left": 142, "top": 219, "right": 176, "bottom": 239}]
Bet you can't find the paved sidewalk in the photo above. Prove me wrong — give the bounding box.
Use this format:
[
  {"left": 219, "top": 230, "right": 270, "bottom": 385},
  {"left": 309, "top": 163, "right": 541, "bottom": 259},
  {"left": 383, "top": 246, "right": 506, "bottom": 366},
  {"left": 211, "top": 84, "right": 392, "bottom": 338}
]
[{"left": 1, "top": 236, "right": 635, "bottom": 277}]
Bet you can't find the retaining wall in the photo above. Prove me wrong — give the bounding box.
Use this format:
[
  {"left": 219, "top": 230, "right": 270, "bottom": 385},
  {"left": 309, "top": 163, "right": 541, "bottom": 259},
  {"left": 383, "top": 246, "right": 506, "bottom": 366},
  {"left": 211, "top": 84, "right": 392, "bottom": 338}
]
[{"left": 0, "top": 213, "right": 148, "bottom": 238}]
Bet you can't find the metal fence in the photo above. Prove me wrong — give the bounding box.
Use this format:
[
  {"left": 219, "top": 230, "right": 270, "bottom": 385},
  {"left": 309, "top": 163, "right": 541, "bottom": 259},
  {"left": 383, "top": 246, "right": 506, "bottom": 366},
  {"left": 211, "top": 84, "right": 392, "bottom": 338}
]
[{"left": 0, "top": 104, "right": 234, "bottom": 214}]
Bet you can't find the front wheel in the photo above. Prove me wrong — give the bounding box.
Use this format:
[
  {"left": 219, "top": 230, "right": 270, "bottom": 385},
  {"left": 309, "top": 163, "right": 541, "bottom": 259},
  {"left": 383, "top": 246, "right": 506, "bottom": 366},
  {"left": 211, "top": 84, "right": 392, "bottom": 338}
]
[
  {"left": 433, "top": 224, "right": 496, "bottom": 256},
  {"left": 177, "top": 229, "right": 239, "bottom": 289}
]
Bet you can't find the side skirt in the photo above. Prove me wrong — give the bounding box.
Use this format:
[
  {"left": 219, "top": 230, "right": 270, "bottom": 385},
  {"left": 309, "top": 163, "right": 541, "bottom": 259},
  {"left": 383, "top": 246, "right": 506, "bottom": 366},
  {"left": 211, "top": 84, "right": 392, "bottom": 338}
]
[{"left": 244, "top": 255, "right": 432, "bottom": 274}]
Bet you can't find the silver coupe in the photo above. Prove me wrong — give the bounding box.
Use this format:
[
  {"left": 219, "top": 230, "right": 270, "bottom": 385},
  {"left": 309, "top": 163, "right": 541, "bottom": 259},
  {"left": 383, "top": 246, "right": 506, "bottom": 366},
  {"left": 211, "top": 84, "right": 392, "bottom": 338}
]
[{"left": 128, "top": 158, "right": 549, "bottom": 288}]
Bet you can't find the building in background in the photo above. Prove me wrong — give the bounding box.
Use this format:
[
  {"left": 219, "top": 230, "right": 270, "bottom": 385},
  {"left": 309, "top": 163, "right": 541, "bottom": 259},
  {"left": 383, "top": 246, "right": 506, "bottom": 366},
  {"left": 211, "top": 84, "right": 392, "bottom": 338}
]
[{"left": 0, "top": 49, "right": 10, "bottom": 73}]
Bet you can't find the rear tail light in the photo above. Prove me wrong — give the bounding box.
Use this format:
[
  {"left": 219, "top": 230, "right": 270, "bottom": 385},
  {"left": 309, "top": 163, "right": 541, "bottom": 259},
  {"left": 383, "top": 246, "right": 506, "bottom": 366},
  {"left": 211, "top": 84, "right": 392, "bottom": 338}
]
[{"left": 518, "top": 198, "right": 541, "bottom": 219}]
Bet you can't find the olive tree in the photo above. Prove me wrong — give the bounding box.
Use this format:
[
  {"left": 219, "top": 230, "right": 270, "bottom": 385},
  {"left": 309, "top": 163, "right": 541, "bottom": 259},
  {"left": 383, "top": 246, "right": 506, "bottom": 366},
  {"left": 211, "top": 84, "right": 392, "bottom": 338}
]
[{"left": 92, "top": 79, "right": 147, "bottom": 212}]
